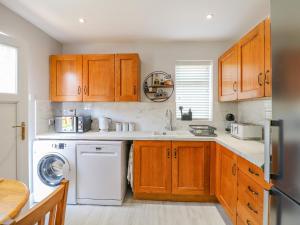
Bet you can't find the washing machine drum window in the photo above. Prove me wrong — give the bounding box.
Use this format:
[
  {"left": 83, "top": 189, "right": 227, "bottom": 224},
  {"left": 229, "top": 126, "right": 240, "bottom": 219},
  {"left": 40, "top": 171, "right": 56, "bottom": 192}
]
[{"left": 38, "top": 154, "right": 69, "bottom": 187}]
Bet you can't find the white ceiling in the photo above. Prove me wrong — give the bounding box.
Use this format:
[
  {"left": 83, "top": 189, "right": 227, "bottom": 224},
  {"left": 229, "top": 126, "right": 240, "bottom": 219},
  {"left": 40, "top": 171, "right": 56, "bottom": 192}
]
[{"left": 0, "top": 0, "right": 270, "bottom": 44}]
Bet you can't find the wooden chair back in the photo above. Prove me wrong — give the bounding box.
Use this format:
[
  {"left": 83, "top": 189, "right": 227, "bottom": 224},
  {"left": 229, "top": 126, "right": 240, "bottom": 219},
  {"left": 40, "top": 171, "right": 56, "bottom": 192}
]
[{"left": 3, "top": 180, "right": 69, "bottom": 225}]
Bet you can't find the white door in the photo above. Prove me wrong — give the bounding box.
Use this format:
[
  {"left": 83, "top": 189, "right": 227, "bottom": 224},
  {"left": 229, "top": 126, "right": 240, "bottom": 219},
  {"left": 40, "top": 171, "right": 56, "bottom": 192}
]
[
  {"left": 0, "top": 103, "right": 17, "bottom": 178},
  {"left": 0, "top": 36, "right": 28, "bottom": 182}
]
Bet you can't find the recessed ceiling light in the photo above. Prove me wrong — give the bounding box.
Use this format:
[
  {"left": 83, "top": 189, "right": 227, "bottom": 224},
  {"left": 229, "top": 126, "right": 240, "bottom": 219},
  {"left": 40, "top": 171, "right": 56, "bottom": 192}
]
[
  {"left": 206, "top": 13, "right": 214, "bottom": 20},
  {"left": 78, "top": 18, "right": 85, "bottom": 24}
]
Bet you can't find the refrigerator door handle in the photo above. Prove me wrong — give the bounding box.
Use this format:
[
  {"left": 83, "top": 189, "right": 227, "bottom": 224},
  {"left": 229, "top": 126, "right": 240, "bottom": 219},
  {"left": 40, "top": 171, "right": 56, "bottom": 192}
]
[
  {"left": 264, "top": 120, "right": 271, "bottom": 183},
  {"left": 270, "top": 120, "right": 284, "bottom": 180}
]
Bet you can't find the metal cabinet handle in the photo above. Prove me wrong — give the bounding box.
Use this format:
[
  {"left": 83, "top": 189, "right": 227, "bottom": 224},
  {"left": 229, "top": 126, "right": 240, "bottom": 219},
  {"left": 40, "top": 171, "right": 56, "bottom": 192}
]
[
  {"left": 167, "top": 149, "right": 170, "bottom": 158},
  {"left": 248, "top": 186, "right": 259, "bottom": 196},
  {"left": 232, "top": 81, "right": 237, "bottom": 92},
  {"left": 258, "top": 72, "right": 264, "bottom": 86},
  {"left": 232, "top": 164, "right": 237, "bottom": 176},
  {"left": 84, "top": 86, "right": 88, "bottom": 95},
  {"left": 247, "top": 202, "right": 258, "bottom": 214},
  {"left": 133, "top": 85, "right": 137, "bottom": 95},
  {"left": 265, "top": 70, "right": 270, "bottom": 84},
  {"left": 248, "top": 168, "right": 259, "bottom": 177},
  {"left": 174, "top": 149, "right": 177, "bottom": 159},
  {"left": 78, "top": 86, "right": 81, "bottom": 95}
]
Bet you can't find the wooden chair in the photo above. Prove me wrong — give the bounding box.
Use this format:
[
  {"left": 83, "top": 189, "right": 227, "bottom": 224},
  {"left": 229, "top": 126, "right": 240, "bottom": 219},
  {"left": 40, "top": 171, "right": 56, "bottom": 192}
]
[{"left": 2, "top": 180, "right": 69, "bottom": 225}]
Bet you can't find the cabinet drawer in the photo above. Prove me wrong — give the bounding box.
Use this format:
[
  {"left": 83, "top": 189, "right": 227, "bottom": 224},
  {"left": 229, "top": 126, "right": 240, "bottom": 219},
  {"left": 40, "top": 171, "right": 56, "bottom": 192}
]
[
  {"left": 237, "top": 214, "right": 259, "bottom": 225},
  {"left": 238, "top": 157, "right": 264, "bottom": 185},
  {"left": 238, "top": 170, "right": 264, "bottom": 207},
  {"left": 237, "top": 193, "right": 263, "bottom": 224}
]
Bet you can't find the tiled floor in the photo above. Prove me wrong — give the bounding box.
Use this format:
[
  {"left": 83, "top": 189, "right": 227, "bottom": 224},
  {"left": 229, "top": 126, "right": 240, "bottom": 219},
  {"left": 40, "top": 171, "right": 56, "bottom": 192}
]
[{"left": 65, "top": 193, "right": 231, "bottom": 225}]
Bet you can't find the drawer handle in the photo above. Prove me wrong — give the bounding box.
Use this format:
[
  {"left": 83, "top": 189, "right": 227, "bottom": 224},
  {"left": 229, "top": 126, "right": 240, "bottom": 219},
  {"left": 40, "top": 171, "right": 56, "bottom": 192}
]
[
  {"left": 248, "top": 186, "right": 259, "bottom": 196},
  {"left": 247, "top": 202, "right": 258, "bottom": 214},
  {"left": 246, "top": 219, "right": 252, "bottom": 225},
  {"left": 96, "top": 147, "right": 102, "bottom": 151},
  {"left": 248, "top": 168, "right": 260, "bottom": 176}
]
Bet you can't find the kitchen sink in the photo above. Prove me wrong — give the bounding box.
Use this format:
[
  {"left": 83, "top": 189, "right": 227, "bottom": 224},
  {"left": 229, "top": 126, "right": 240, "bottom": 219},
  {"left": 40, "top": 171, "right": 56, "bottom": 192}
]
[{"left": 152, "top": 130, "right": 189, "bottom": 136}]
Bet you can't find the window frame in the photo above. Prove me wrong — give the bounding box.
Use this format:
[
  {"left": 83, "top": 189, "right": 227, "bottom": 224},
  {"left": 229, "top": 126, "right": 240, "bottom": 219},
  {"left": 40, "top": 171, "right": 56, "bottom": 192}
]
[{"left": 175, "top": 60, "right": 213, "bottom": 121}]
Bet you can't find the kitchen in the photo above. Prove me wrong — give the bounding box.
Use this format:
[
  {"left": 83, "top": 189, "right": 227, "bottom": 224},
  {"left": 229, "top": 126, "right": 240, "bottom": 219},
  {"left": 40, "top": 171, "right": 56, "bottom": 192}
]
[{"left": 0, "top": 0, "right": 298, "bottom": 225}]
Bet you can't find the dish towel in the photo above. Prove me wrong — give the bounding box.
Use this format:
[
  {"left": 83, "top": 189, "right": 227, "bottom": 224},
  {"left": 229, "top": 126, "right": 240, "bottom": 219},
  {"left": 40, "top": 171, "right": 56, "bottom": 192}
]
[{"left": 127, "top": 144, "right": 134, "bottom": 190}]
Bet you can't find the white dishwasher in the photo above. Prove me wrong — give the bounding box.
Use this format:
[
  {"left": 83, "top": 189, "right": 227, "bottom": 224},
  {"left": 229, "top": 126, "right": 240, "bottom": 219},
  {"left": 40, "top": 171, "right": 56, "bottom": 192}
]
[{"left": 76, "top": 141, "right": 127, "bottom": 205}]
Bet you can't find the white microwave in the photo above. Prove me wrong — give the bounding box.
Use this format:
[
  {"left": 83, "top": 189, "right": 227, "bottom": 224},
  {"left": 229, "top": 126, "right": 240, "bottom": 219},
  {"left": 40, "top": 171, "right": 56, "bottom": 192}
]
[{"left": 230, "top": 123, "right": 263, "bottom": 140}]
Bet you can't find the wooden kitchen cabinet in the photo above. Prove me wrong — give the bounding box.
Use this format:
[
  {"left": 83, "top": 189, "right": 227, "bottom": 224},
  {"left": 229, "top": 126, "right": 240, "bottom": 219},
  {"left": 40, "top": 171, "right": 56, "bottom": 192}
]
[
  {"left": 238, "top": 21, "right": 265, "bottom": 100},
  {"left": 50, "top": 53, "right": 140, "bottom": 102},
  {"left": 218, "top": 44, "right": 239, "bottom": 101},
  {"left": 115, "top": 54, "right": 140, "bottom": 101},
  {"left": 133, "top": 141, "right": 172, "bottom": 194},
  {"left": 83, "top": 54, "right": 115, "bottom": 101},
  {"left": 216, "top": 144, "right": 238, "bottom": 225},
  {"left": 218, "top": 18, "right": 272, "bottom": 101},
  {"left": 264, "top": 18, "right": 272, "bottom": 97},
  {"left": 172, "top": 141, "right": 210, "bottom": 195},
  {"left": 50, "top": 55, "right": 83, "bottom": 102}
]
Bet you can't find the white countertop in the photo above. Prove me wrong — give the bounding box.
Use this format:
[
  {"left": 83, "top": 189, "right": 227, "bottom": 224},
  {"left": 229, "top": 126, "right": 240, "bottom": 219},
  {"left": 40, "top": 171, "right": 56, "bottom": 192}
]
[{"left": 35, "top": 130, "right": 265, "bottom": 167}]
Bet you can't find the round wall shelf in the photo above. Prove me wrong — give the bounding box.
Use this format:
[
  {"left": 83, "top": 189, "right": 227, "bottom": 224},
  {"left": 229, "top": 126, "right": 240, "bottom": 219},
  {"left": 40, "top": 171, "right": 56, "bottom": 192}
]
[{"left": 143, "top": 71, "right": 174, "bottom": 102}]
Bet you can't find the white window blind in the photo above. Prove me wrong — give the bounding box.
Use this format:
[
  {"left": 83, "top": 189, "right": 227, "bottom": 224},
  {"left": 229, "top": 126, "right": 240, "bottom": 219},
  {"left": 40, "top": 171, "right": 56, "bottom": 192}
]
[
  {"left": 0, "top": 43, "right": 17, "bottom": 94},
  {"left": 175, "top": 60, "right": 213, "bottom": 120}
]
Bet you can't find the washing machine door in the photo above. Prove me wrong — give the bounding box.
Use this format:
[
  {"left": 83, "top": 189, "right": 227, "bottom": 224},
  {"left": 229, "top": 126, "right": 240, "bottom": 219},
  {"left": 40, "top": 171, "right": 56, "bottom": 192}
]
[{"left": 37, "top": 153, "right": 70, "bottom": 187}]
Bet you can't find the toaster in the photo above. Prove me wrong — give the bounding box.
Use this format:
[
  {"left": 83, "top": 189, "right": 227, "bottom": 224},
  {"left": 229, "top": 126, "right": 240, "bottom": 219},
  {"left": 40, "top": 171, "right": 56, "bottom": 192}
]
[{"left": 230, "top": 123, "right": 262, "bottom": 140}]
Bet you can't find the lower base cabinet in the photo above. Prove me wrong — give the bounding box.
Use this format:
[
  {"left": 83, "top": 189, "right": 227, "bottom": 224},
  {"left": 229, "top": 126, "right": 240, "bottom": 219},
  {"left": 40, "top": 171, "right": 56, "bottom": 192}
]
[
  {"left": 216, "top": 144, "right": 265, "bottom": 225},
  {"left": 216, "top": 144, "right": 238, "bottom": 224},
  {"left": 133, "top": 141, "right": 215, "bottom": 201},
  {"left": 133, "top": 140, "right": 267, "bottom": 225}
]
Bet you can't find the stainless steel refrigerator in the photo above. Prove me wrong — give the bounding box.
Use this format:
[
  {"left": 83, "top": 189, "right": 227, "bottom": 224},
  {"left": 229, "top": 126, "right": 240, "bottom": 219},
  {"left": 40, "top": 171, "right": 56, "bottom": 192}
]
[{"left": 265, "top": 1, "right": 300, "bottom": 224}]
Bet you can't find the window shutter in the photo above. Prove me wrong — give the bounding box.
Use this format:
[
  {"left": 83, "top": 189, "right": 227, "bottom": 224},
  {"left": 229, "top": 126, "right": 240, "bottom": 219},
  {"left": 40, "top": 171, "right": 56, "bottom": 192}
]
[{"left": 175, "top": 61, "right": 213, "bottom": 120}]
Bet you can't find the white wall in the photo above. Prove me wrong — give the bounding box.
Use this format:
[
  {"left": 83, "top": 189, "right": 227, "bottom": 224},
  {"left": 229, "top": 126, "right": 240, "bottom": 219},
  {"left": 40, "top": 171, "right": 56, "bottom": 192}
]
[
  {"left": 0, "top": 3, "right": 61, "bottom": 185},
  {"left": 53, "top": 41, "right": 237, "bottom": 131}
]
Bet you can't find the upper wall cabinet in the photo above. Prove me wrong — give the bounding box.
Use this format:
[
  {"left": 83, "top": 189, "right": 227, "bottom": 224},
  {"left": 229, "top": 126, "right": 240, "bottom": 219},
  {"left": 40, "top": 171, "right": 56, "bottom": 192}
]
[
  {"left": 219, "top": 18, "right": 272, "bottom": 101},
  {"left": 238, "top": 21, "right": 265, "bottom": 99},
  {"left": 50, "top": 53, "right": 140, "bottom": 102},
  {"left": 218, "top": 45, "right": 238, "bottom": 101},
  {"left": 264, "top": 18, "right": 272, "bottom": 97},
  {"left": 50, "top": 55, "right": 83, "bottom": 102},
  {"left": 83, "top": 54, "right": 115, "bottom": 101},
  {"left": 115, "top": 54, "right": 140, "bottom": 101}
]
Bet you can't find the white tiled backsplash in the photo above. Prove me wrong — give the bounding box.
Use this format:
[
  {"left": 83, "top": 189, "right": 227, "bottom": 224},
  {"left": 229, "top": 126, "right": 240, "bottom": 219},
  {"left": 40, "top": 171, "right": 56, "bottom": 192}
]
[
  {"left": 35, "top": 99, "right": 271, "bottom": 135},
  {"left": 237, "top": 99, "right": 272, "bottom": 125}
]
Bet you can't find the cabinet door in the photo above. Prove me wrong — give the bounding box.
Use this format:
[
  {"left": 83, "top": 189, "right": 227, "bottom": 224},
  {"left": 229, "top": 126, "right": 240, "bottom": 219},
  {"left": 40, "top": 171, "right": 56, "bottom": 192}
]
[
  {"left": 264, "top": 18, "right": 272, "bottom": 97},
  {"left": 133, "top": 141, "right": 171, "bottom": 194},
  {"left": 115, "top": 54, "right": 140, "bottom": 101},
  {"left": 172, "top": 142, "right": 210, "bottom": 195},
  {"left": 50, "top": 55, "right": 83, "bottom": 101},
  {"left": 219, "top": 45, "right": 238, "bottom": 101},
  {"left": 83, "top": 54, "right": 115, "bottom": 101},
  {"left": 216, "top": 144, "right": 238, "bottom": 225},
  {"left": 238, "top": 21, "right": 265, "bottom": 99}
]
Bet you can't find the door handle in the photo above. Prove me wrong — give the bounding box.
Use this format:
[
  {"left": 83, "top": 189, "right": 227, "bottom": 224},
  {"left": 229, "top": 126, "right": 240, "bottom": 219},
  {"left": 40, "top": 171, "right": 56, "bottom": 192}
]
[
  {"left": 167, "top": 149, "right": 170, "bottom": 158},
  {"left": 12, "top": 122, "right": 26, "bottom": 140},
  {"left": 258, "top": 72, "right": 264, "bottom": 86},
  {"left": 232, "top": 163, "right": 237, "bottom": 176},
  {"left": 133, "top": 85, "right": 137, "bottom": 95},
  {"left": 78, "top": 86, "right": 81, "bottom": 95},
  {"left": 174, "top": 149, "right": 177, "bottom": 159},
  {"left": 265, "top": 70, "right": 270, "bottom": 84}
]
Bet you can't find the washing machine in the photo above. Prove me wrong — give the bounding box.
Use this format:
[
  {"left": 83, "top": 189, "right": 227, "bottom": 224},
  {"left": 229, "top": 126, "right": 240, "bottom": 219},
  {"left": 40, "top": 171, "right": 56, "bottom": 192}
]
[{"left": 32, "top": 140, "right": 76, "bottom": 204}]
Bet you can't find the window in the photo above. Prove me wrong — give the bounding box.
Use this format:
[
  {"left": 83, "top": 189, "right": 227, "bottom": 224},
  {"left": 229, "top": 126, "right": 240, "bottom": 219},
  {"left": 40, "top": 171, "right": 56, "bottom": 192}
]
[
  {"left": 175, "top": 60, "right": 213, "bottom": 120},
  {"left": 0, "top": 43, "right": 18, "bottom": 94}
]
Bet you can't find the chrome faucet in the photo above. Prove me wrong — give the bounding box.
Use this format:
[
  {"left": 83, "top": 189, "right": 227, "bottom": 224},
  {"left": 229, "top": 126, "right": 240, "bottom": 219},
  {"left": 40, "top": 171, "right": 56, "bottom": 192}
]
[{"left": 165, "top": 109, "right": 173, "bottom": 131}]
